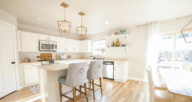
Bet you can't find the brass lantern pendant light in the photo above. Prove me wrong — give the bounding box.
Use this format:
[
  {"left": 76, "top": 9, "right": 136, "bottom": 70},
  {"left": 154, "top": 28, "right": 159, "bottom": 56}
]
[
  {"left": 57, "top": 2, "right": 71, "bottom": 35},
  {"left": 76, "top": 12, "right": 87, "bottom": 37}
]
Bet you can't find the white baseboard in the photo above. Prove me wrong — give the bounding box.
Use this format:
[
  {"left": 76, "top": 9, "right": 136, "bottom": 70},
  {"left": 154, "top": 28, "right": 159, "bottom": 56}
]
[{"left": 128, "top": 77, "right": 143, "bottom": 82}]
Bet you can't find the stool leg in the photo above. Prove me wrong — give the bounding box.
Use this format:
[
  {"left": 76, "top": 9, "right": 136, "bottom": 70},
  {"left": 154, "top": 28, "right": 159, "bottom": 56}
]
[
  {"left": 73, "top": 87, "right": 76, "bottom": 102},
  {"left": 89, "top": 80, "right": 91, "bottom": 88},
  {"left": 99, "top": 77, "right": 103, "bottom": 95},
  {"left": 92, "top": 79, "right": 95, "bottom": 100},
  {"left": 80, "top": 86, "right": 82, "bottom": 96},
  {"left": 84, "top": 83, "right": 89, "bottom": 102},
  {"left": 59, "top": 83, "right": 62, "bottom": 102}
]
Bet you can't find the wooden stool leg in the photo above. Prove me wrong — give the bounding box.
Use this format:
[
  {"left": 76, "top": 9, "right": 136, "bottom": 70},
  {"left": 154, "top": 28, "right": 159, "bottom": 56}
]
[
  {"left": 73, "top": 87, "right": 76, "bottom": 102},
  {"left": 84, "top": 83, "right": 89, "bottom": 102},
  {"left": 89, "top": 80, "right": 91, "bottom": 88},
  {"left": 59, "top": 83, "right": 62, "bottom": 102},
  {"left": 99, "top": 77, "right": 103, "bottom": 95},
  {"left": 92, "top": 79, "right": 95, "bottom": 100},
  {"left": 80, "top": 86, "right": 82, "bottom": 96}
]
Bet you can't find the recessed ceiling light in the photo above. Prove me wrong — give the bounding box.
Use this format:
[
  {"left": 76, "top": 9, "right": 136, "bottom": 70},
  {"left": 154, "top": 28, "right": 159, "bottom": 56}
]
[
  {"left": 105, "top": 21, "right": 109, "bottom": 24},
  {"left": 37, "top": 18, "right": 42, "bottom": 21}
]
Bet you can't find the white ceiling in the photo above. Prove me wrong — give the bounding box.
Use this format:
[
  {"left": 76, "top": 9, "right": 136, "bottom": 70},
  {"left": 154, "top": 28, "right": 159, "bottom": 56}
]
[{"left": 0, "top": 0, "right": 192, "bottom": 35}]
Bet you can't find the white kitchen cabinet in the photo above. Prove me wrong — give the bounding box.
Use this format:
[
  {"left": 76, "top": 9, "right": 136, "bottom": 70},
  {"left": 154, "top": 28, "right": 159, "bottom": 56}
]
[
  {"left": 49, "top": 36, "right": 57, "bottom": 42},
  {"left": 40, "top": 34, "right": 49, "bottom": 41},
  {"left": 57, "top": 37, "right": 67, "bottom": 52},
  {"left": 75, "top": 40, "right": 81, "bottom": 52},
  {"left": 114, "top": 61, "right": 128, "bottom": 82},
  {"left": 66, "top": 39, "right": 74, "bottom": 52},
  {"left": 21, "top": 31, "right": 39, "bottom": 52},
  {"left": 24, "top": 65, "right": 39, "bottom": 85},
  {"left": 19, "top": 63, "right": 41, "bottom": 88},
  {"left": 40, "top": 35, "right": 57, "bottom": 42},
  {"left": 81, "top": 40, "right": 91, "bottom": 53}
]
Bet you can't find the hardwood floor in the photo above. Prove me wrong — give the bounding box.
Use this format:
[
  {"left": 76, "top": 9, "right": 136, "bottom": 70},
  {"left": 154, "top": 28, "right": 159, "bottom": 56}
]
[
  {"left": 0, "top": 85, "right": 41, "bottom": 102},
  {"left": 0, "top": 79, "right": 149, "bottom": 102}
]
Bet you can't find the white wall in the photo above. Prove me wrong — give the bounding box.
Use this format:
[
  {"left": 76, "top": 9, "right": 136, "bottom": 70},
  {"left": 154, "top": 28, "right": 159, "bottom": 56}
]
[
  {"left": 128, "top": 26, "right": 147, "bottom": 80},
  {"left": 160, "top": 16, "right": 192, "bottom": 34}
]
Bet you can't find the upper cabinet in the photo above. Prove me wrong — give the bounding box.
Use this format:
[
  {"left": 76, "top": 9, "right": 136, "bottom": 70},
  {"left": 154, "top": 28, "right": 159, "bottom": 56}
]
[
  {"left": 57, "top": 37, "right": 67, "bottom": 52},
  {"left": 81, "top": 40, "right": 91, "bottom": 53},
  {"left": 20, "top": 31, "right": 39, "bottom": 52},
  {"left": 17, "top": 30, "right": 91, "bottom": 53},
  {"left": 40, "top": 35, "right": 57, "bottom": 42}
]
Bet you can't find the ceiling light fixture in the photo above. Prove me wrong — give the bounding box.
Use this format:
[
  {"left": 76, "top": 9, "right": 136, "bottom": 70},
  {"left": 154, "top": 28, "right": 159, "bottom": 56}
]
[
  {"left": 57, "top": 2, "right": 71, "bottom": 35},
  {"left": 76, "top": 12, "right": 87, "bottom": 38},
  {"left": 105, "top": 21, "right": 109, "bottom": 24}
]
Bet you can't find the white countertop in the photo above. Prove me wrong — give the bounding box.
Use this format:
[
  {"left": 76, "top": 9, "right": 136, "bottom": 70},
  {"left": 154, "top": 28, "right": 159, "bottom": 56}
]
[
  {"left": 19, "top": 59, "right": 128, "bottom": 65},
  {"left": 37, "top": 64, "right": 69, "bottom": 71}
]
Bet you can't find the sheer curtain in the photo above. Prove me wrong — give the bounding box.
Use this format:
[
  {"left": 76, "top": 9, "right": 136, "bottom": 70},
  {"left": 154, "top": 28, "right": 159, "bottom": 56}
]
[{"left": 144, "top": 21, "right": 160, "bottom": 83}]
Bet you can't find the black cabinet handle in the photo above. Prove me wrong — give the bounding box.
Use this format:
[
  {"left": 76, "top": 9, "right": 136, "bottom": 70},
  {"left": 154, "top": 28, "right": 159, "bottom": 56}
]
[{"left": 12, "top": 62, "right": 15, "bottom": 64}]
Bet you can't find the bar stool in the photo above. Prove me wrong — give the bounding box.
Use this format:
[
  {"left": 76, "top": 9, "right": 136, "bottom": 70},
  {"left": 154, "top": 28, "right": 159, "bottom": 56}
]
[
  {"left": 59, "top": 63, "right": 89, "bottom": 102},
  {"left": 83, "top": 61, "right": 103, "bottom": 100}
]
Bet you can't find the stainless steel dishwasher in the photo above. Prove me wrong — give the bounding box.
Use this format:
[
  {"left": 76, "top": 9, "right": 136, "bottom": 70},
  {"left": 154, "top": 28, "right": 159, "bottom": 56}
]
[{"left": 102, "top": 61, "right": 114, "bottom": 80}]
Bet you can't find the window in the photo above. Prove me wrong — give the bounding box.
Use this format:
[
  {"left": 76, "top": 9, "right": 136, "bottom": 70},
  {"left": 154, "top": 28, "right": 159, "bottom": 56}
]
[
  {"left": 93, "top": 39, "right": 105, "bottom": 54},
  {"left": 157, "top": 31, "right": 192, "bottom": 70}
]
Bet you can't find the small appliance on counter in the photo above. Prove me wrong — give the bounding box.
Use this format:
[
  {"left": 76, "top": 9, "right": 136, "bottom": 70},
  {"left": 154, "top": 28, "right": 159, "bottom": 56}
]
[
  {"left": 37, "top": 53, "right": 54, "bottom": 64},
  {"left": 60, "top": 54, "right": 68, "bottom": 60}
]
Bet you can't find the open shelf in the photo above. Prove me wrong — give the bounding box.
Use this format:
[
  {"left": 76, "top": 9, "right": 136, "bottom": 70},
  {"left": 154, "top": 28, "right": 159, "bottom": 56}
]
[
  {"left": 106, "top": 47, "right": 128, "bottom": 52},
  {"left": 106, "top": 34, "right": 128, "bottom": 40}
]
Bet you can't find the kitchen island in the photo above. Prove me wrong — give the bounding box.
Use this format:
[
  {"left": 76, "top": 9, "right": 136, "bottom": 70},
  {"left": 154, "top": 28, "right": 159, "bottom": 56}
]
[
  {"left": 36, "top": 59, "right": 128, "bottom": 102},
  {"left": 37, "top": 64, "right": 70, "bottom": 102}
]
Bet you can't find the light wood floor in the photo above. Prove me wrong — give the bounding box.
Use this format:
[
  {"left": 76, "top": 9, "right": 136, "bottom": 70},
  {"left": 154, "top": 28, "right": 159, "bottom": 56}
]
[
  {"left": 0, "top": 79, "right": 149, "bottom": 102},
  {"left": 0, "top": 85, "right": 41, "bottom": 102}
]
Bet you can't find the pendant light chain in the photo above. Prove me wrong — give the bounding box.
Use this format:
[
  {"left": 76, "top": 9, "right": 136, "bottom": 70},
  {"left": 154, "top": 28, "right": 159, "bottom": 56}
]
[
  {"left": 81, "top": 15, "right": 82, "bottom": 34},
  {"left": 64, "top": 7, "right": 66, "bottom": 20}
]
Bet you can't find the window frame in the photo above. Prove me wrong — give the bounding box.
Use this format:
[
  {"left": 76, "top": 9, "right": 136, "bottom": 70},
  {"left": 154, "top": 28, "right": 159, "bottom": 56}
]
[
  {"left": 159, "top": 30, "right": 192, "bottom": 70},
  {"left": 93, "top": 39, "right": 105, "bottom": 54}
]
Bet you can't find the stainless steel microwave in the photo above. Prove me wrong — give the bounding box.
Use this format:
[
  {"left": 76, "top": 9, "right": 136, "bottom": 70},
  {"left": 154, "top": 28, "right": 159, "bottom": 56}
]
[{"left": 39, "top": 41, "right": 57, "bottom": 52}]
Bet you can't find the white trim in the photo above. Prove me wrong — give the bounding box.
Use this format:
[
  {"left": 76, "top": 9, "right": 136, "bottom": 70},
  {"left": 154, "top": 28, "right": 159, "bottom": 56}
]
[{"left": 128, "top": 77, "right": 143, "bottom": 82}]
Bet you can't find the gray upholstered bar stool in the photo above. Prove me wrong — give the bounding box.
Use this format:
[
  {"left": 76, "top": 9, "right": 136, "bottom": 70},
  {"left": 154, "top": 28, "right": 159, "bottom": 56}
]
[
  {"left": 84, "top": 61, "right": 103, "bottom": 100},
  {"left": 58, "top": 63, "right": 89, "bottom": 102}
]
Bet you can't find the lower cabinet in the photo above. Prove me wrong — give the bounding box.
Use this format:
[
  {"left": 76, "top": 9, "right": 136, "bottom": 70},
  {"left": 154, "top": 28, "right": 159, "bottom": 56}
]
[
  {"left": 24, "top": 65, "right": 39, "bottom": 85},
  {"left": 19, "top": 63, "right": 41, "bottom": 88},
  {"left": 114, "top": 61, "right": 128, "bottom": 82}
]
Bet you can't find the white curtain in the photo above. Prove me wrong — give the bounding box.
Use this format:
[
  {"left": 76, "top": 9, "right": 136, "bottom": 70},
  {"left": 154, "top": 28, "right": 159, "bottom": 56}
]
[{"left": 144, "top": 21, "right": 160, "bottom": 83}]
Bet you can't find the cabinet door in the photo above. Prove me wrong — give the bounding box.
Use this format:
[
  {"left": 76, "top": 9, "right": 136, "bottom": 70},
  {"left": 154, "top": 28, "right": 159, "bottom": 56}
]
[
  {"left": 81, "top": 40, "right": 91, "bottom": 53},
  {"left": 57, "top": 37, "right": 65, "bottom": 52},
  {"left": 66, "top": 39, "right": 74, "bottom": 52},
  {"left": 39, "top": 34, "right": 49, "bottom": 41},
  {"left": 114, "top": 61, "right": 124, "bottom": 81},
  {"left": 76, "top": 40, "right": 81, "bottom": 52},
  {"left": 24, "top": 65, "right": 39, "bottom": 85},
  {"left": 81, "top": 40, "right": 86, "bottom": 52},
  {"left": 87, "top": 40, "right": 91, "bottom": 52},
  {"left": 21, "top": 31, "right": 39, "bottom": 52},
  {"left": 49, "top": 36, "right": 57, "bottom": 42}
]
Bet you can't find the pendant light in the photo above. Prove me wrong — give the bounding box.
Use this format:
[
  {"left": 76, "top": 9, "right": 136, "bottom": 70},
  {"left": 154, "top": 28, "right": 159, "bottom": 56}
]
[
  {"left": 76, "top": 12, "right": 87, "bottom": 37},
  {"left": 57, "top": 2, "right": 71, "bottom": 35}
]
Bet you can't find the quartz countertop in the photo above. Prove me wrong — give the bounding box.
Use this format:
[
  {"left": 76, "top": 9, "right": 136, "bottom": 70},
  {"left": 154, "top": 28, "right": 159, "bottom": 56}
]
[
  {"left": 19, "top": 59, "right": 129, "bottom": 65},
  {"left": 37, "top": 64, "right": 69, "bottom": 71}
]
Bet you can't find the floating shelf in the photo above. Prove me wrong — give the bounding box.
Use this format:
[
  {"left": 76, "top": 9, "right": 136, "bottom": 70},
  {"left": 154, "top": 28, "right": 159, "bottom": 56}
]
[
  {"left": 106, "top": 47, "right": 128, "bottom": 52},
  {"left": 106, "top": 34, "right": 128, "bottom": 40}
]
